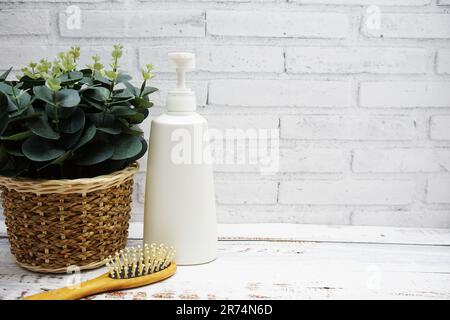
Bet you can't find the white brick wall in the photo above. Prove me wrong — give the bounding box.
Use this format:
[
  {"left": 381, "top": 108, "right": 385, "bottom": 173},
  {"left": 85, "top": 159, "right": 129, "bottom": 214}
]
[
  {"left": 210, "top": 80, "right": 351, "bottom": 107},
  {"left": 427, "top": 177, "right": 450, "bottom": 204},
  {"left": 437, "top": 49, "right": 450, "bottom": 74},
  {"left": 362, "top": 13, "right": 450, "bottom": 39},
  {"left": 286, "top": 47, "right": 428, "bottom": 74},
  {"left": 0, "top": 0, "right": 449, "bottom": 228},
  {"left": 430, "top": 116, "right": 450, "bottom": 141},
  {"left": 279, "top": 180, "right": 415, "bottom": 205},
  {"left": 360, "top": 82, "right": 450, "bottom": 108},
  {"left": 281, "top": 116, "right": 415, "bottom": 140},
  {"left": 353, "top": 149, "right": 450, "bottom": 173},
  {"left": 207, "top": 11, "right": 349, "bottom": 38}
]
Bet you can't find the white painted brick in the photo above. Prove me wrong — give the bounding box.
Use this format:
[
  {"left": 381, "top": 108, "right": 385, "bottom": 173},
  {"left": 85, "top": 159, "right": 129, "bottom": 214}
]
[
  {"left": 207, "top": 10, "right": 349, "bottom": 38},
  {"left": 211, "top": 143, "right": 277, "bottom": 173},
  {"left": 218, "top": 207, "right": 351, "bottom": 225},
  {"left": 286, "top": 47, "right": 427, "bottom": 74},
  {"left": 360, "top": 82, "right": 450, "bottom": 108},
  {"left": 280, "top": 180, "right": 415, "bottom": 205},
  {"left": 211, "top": 147, "right": 268, "bottom": 173},
  {"left": 140, "top": 0, "right": 276, "bottom": 1},
  {"left": 281, "top": 116, "right": 415, "bottom": 140},
  {"left": 0, "top": 46, "right": 133, "bottom": 71},
  {"left": 353, "top": 148, "right": 450, "bottom": 173},
  {"left": 210, "top": 80, "right": 351, "bottom": 107},
  {"left": 430, "top": 115, "right": 450, "bottom": 141},
  {"left": 437, "top": 49, "right": 450, "bottom": 74},
  {"left": 59, "top": 10, "right": 205, "bottom": 38},
  {"left": 0, "top": 10, "right": 49, "bottom": 35},
  {"left": 280, "top": 148, "right": 346, "bottom": 173},
  {"left": 296, "top": 0, "right": 430, "bottom": 4},
  {"left": 140, "top": 46, "right": 284, "bottom": 73},
  {"left": 0, "top": 0, "right": 104, "bottom": 2},
  {"left": 351, "top": 211, "right": 450, "bottom": 228},
  {"left": 203, "top": 116, "right": 278, "bottom": 173},
  {"left": 362, "top": 14, "right": 450, "bottom": 39},
  {"left": 206, "top": 115, "right": 278, "bottom": 132},
  {"left": 427, "top": 177, "right": 450, "bottom": 204},
  {"left": 215, "top": 181, "right": 278, "bottom": 204}
]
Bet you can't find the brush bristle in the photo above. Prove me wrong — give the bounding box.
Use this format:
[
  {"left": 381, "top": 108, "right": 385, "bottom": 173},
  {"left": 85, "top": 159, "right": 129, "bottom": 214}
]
[{"left": 105, "top": 243, "right": 175, "bottom": 279}]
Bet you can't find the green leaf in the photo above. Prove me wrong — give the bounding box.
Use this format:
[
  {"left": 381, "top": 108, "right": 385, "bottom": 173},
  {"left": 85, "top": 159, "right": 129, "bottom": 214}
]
[
  {"left": 117, "top": 118, "right": 143, "bottom": 136},
  {"left": 15, "top": 90, "right": 31, "bottom": 109},
  {"left": 94, "top": 74, "right": 112, "bottom": 86},
  {"left": 1, "top": 130, "right": 32, "bottom": 141},
  {"left": 58, "top": 129, "right": 83, "bottom": 150},
  {"left": 73, "top": 122, "right": 96, "bottom": 150},
  {"left": 125, "top": 110, "right": 146, "bottom": 123},
  {"left": 132, "top": 97, "right": 153, "bottom": 109},
  {"left": 8, "top": 106, "right": 41, "bottom": 124},
  {"left": 60, "top": 108, "right": 85, "bottom": 134},
  {"left": 34, "top": 87, "right": 80, "bottom": 108},
  {"left": 141, "top": 86, "right": 158, "bottom": 96},
  {"left": 28, "top": 114, "right": 59, "bottom": 140},
  {"left": 5, "top": 144, "right": 24, "bottom": 157},
  {"left": 0, "top": 67, "right": 12, "bottom": 82},
  {"left": 97, "top": 126, "right": 121, "bottom": 135},
  {"left": 0, "top": 83, "right": 13, "bottom": 96},
  {"left": 0, "top": 112, "right": 8, "bottom": 135},
  {"left": 56, "top": 89, "right": 80, "bottom": 108},
  {"left": 33, "top": 86, "right": 53, "bottom": 104},
  {"left": 113, "top": 89, "right": 134, "bottom": 100},
  {"left": 0, "top": 143, "right": 8, "bottom": 168},
  {"left": 52, "top": 151, "right": 72, "bottom": 164},
  {"left": 17, "top": 76, "right": 45, "bottom": 90},
  {"left": 0, "top": 92, "right": 8, "bottom": 116},
  {"left": 85, "top": 87, "right": 110, "bottom": 102},
  {"left": 22, "top": 135, "right": 65, "bottom": 161},
  {"left": 87, "top": 113, "right": 114, "bottom": 127},
  {"left": 80, "top": 77, "right": 94, "bottom": 86},
  {"left": 74, "top": 140, "right": 113, "bottom": 165},
  {"left": 110, "top": 105, "right": 136, "bottom": 116},
  {"left": 111, "top": 135, "right": 142, "bottom": 160},
  {"left": 116, "top": 73, "right": 132, "bottom": 84},
  {"left": 129, "top": 136, "right": 147, "bottom": 161},
  {"left": 123, "top": 82, "right": 139, "bottom": 96},
  {"left": 58, "top": 71, "right": 83, "bottom": 84},
  {"left": 37, "top": 151, "right": 73, "bottom": 171},
  {"left": 83, "top": 97, "right": 106, "bottom": 111},
  {"left": 80, "top": 68, "right": 93, "bottom": 77},
  {"left": 45, "top": 104, "right": 76, "bottom": 120}
]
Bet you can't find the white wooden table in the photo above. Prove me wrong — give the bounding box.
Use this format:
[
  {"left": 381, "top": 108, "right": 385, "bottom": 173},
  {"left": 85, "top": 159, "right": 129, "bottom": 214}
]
[{"left": 1, "top": 222, "right": 450, "bottom": 300}]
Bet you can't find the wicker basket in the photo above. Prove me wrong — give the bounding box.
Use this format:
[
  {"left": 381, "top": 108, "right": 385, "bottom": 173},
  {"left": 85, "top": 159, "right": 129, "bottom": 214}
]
[{"left": 0, "top": 163, "right": 139, "bottom": 273}]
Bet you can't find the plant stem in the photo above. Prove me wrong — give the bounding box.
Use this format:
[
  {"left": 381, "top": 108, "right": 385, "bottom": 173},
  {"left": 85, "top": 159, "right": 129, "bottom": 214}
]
[{"left": 52, "top": 91, "right": 59, "bottom": 131}]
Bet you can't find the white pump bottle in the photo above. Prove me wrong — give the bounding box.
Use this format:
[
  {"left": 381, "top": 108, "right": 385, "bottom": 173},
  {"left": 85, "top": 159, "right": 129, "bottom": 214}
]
[{"left": 143, "top": 53, "right": 217, "bottom": 265}]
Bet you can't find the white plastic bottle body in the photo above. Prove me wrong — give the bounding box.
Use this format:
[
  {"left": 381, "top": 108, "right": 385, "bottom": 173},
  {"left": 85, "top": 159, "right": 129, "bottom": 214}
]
[{"left": 143, "top": 112, "right": 217, "bottom": 265}]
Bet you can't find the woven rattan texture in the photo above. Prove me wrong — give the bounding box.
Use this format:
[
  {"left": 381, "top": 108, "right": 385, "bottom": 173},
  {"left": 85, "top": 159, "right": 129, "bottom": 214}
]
[{"left": 0, "top": 164, "right": 138, "bottom": 273}]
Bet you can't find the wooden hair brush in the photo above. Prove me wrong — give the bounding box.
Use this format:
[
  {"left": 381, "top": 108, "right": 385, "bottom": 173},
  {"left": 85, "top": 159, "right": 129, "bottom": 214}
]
[{"left": 24, "top": 243, "right": 176, "bottom": 300}]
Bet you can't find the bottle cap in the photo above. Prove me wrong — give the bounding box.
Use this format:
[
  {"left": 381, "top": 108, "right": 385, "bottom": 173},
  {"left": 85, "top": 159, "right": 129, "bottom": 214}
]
[{"left": 166, "top": 52, "right": 196, "bottom": 112}]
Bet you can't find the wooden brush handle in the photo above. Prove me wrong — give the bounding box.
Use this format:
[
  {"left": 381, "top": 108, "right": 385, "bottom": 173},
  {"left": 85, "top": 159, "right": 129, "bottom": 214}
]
[
  {"left": 24, "top": 273, "right": 115, "bottom": 300},
  {"left": 24, "top": 263, "right": 177, "bottom": 300}
]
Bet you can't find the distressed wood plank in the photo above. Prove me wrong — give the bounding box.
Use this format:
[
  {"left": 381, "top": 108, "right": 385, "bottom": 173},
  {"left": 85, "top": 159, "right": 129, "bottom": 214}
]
[
  {"left": 2, "top": 221, "right": 449, "bottom": 246},
  {"left": 1, "top": 239, "right": 449, "bottom": 300},
  {"left": 216, "top": 223, "right": 450, "bottom": 246}
]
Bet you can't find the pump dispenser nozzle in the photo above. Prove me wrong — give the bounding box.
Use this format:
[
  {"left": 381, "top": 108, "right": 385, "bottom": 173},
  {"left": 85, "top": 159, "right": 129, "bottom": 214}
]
[
  {"left": 166, "top": 52, "right": 197, "bottom": 112},
  {"left": 169, "top": 52, "right": 195, "bottom": 91}
]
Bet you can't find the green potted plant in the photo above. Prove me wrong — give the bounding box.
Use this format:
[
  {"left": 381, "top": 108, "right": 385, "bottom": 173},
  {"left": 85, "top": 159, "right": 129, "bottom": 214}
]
[{"left": 0, "top": 45, "right": 157, "bottom": 273}]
